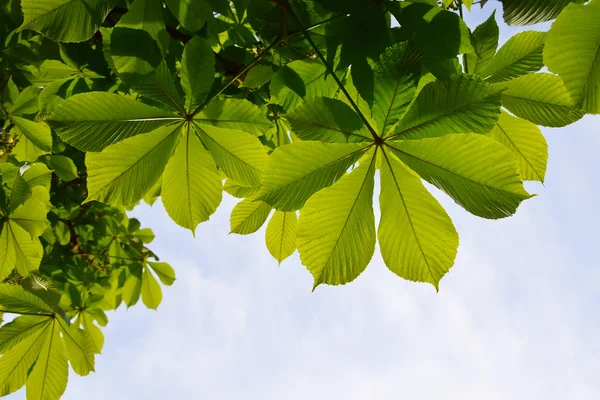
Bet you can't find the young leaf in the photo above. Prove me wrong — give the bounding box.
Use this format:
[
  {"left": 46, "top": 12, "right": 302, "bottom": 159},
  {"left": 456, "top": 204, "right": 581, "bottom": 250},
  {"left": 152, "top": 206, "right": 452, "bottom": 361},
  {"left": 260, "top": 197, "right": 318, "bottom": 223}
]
[
  {"left": 148, "top": 262, "right": 176, "bottom": 286},
  {"left": 162, "top": 125, "right": 222, "bottom": 231},
  {"left": 387, "top": 134, "right": 532, "bottom": 219},
  {"left": 194, "top": 124, "right": 267, "bottom": 187},
  {"left": 297, "top": 152, "right": 377, "bottom": 288},
  {"left": 482, "top": 31, "right": 546, "bottom": 83},
  {"left": 86, "top": 124, "right": 183, "bottom": 206},
  {"left": 487, "top": 111, "right": 548, "bottom": 182},
  {"left": 467, "top": 11, "right": 500, "bottom": 75},
  {"left": 141, "top": 267, "right": 162, "bottom": 310},
  {"left": 544, "top": 0, "right": 600, "bottom": 113},
  {"left": 379, "top": 151, "right": 458, "bottom": 290},
  {"left": 230, "top": 198, "right": 271, "bottom": 235},
  {"left": 258, "top": 142, "right": 371, "bottom": 211},
  {"left": 265, "top": 211, "right": 297, "bottom": 264},
  {"left": 27, "top": 320, "right": 68, "bottom": 400},
  {"left": 57, "top": 319, "right": 96, "bottom": 377},
  {"left": 45, "top": 155, "right": 79, "bottom": 182},
  {"left": 501, "top": 73, "right": 584, "bottom": 127}
]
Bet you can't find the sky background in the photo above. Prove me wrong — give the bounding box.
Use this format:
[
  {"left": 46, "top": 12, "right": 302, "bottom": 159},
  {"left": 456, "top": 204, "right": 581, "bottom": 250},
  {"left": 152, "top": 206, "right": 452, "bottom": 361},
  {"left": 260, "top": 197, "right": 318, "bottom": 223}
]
[{"left": 12, "top": 2, "right": 600, "bottom": 399}]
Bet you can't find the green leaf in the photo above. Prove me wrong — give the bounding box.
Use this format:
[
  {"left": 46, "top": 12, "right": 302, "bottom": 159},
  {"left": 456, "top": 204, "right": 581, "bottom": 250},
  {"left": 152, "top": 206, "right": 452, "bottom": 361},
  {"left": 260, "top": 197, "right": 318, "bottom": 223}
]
[
  {"left": 0, "top": 316, "right": 49, "bottom": 353},
  {"left": 194, "top": 123, "right": 267, "bottom": 187},
  {"left": 239, "top": 65, "right": 275, "bottom": 89},
  {"left": 501, "top": 73, "right": 584, "bottom": 127},
  {"left": 135, "top": 228, "right": 155, "bottom": 244},
  {"left": 11, "top": 116, "right": 52, "bottom": 152},
  {"left": 21, "top": 60, "right": 78, "bottom": 86},
  {"left": 286, "top": 97, "right": 372, "bottom": 143},
  {"left": 11, "top": 87, "right": 41, "bottom": 115},
  {"left": 499, "top": 0, "right": 585, "bottom": 26},
  {"left": 194, "top": 99, "right": 272, "bottom": 137},
  {"left": 258, "top": 142, "right": 371, "bottom": 211},
  {"left": 181, "top": 37, "right": 215, "bottom": 113},
  {"left": 390, "top": 75, "right": 502, "bottom": 140},
  {"left": 27, "top": 320, "right": 68, "bottom": 400},
  {"left": 10, "top": 196, "right": 49, "bottom": 238},
  {"left": 162, "top": 125, "right": 222, "bottom": 231},
  {"left": 379, "top": 151, "right": 458, "bottom": 290},
  {"left": 148, "top": 262, "right": 176, "bottom": 286},
  {"left": 4, "top": 223, "right": 43, "bottom": 277},
  {"left": 544, "top": 0, "right": 600, "bottom": 113},
  {"left": 45, "top": 155, "right": 79, "bottom": 182},
  {"left": 117, "top": 0, "right": 169, "bottom": 54},
  {"left": 166, "top": 0, "right": 212, "bottom": 32},
  {"left": 50, "top": 92, "right": 181, "bottom": 152},
  {"left": 1, "top": 169, "right": 31, "bottom": 214},
  {"left": 128, "top": 61, "right": 186, "bottom": 114},
  {"left": 22, "top": 164, "right": 52, "bottom": 190},
  {"left": 0, "top": 284, "right": 52, "bottom": 314},
  {"left": 3, "top": 78, "right": 19, "bottom": 109},
  {"left": 0, "top": 226, "right": 16, "bottom": 282},
  {"left": 372, "top": 42, "right": 420, "bottom": 136},
  {"left": 80, "top": 312, "right": 104, "bottom": 353},
  {"left": 265, "top": 211, "right": 297, "bottom": 264},
  {"left": 0, "top": 324, "right": 48, "bottom": 397},
  {"left": 223, "top": 181, "right": 261, "bottom": 199},
  {"left": 387, "top": 134, "right": 532, "bottom": 219},
  {"left": 297, "top": 152, "right": 376, "bottom": 288},
  {"left": 19, "top": 0, "right": 116, "bottom": 42},
  {"left": 141, "top": 267, "right": 162, "bottom": 310},
  {"left": 270, "top": 60, "right": 339, "bottom": 111},
  {"left": 104, "top": 26, "right": 162, "bottom": 79},
  {"left": 57, "top": 318, "right": 96, "bottom": 376},
  {"left": 230, "top": 198, "right": 271, "bottom": 235},
  {"left": 487, "top": 111, "right": 548, "bottom": 182},
  {"left": 85, "top": 124, "right": 182, "bottom": 206},
  {"left": 482, "top": 31, "right": 546, "bottom": 83},
  {"left": 467, "top": 11, "right": 499, "bottom": 75},
  {"left": 121, "top": 275, "right": 142, "bottom": 308},
  {"left": 53, "top": 221, "right": 71, "bottom": 246}
]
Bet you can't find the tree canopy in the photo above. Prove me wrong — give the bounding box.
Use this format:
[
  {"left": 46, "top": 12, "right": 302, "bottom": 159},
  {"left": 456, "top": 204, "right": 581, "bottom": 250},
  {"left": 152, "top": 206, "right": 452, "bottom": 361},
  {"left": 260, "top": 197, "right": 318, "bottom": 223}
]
[{"left": 0, "top": 0, "right": 599, "bottom": 397}]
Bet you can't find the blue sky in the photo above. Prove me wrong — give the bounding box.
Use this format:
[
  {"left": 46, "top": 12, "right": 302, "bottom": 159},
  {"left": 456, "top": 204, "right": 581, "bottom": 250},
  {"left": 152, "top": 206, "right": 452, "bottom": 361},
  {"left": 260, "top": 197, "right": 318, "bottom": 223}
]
[{"left": 13, "top": 3, "right": 600, "bottom": 399}]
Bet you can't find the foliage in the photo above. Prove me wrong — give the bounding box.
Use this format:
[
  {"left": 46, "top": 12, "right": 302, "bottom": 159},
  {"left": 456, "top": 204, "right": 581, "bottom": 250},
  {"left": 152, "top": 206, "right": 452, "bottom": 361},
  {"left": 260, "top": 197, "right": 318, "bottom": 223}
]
[{"left": 0, "top": 0, "right": 598, "bottom": 397}]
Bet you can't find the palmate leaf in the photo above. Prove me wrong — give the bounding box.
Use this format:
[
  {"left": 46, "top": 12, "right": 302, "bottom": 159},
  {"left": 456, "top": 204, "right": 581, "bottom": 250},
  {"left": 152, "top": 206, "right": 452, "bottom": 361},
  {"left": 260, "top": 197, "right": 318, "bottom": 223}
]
[
  {"left": 10, "top": 87, "right": 42, "bottom": 116},
  {"left": 387, "top": 134, "right": 531, "bottom": 219},
  {"left": 10, "top": 196, "right": 49, "bottom": 238},
  {"left": 544, "top": 0, "right": 600, "bottom": 114},
  {"left": 499, "top": 0, "right": 586, "bottom": 26},
  {"left": 481, "top": 31, "right": 546, "bottom": 83},
  {"left": 19, "top": 0, "right": 116, "bottom": 42},
  {"left": 128, "top": 61, "right": 186, "bottom": 114},
  {"left": 85, "top": 123, "right": 183, "bottom": 206},
  {"left": 379, "top": 151, "right": 458, "bottom": 290},
  {"left": 50, "top": 93, "right": 181, "bottom": 152},
  {"left": 2, "top": 223, "right": 43, "bottom": 278},
  {"left": 193, "top": 124, "right": 267, "bottom": 187},
  {"left": 389, "top": 75, "right": 502, "bottom": 140},
  {"left": 117, "top": 0, "right": 169, "bottom": 55},
  {"left": 0, "top": 285, "right": 52, "bottom": 314},
  {"left": 0, "top": 316, "right": 49, "bottom": 354},
  {"left": 297, "top": 151, "right": 377, "bottom": 288},
  {"left": 162, "top": 125, "right": 222, "bottom": 232},
  {"left": 265, "top": 211, "right": 297, "bottom": 264},
  {"left": 286, "top": 97, "right": 373, "bottom": 143},
  {"left": 258, "top": 142, "right": 371, "bottom": 211},
  {"left": 487, "top": 111, "right": 548, "bottom": 182},
  {"left": 57, "top": 319, "right": 96, "bottom": 377},
  {"left": 45, "top": 156, "right": 79, "bottom": 182},
  {"left": 141, "top": 266, "right": 162, "bottom": 310},
  {"left": 501, "top": 73, "right": 584, "bottom": 127},
  {"left": 230, "top": 198, "right": 271, "bottom": 235},
  {"left": 10, "top": 117, "right": 52, "bottom": 158},
  {"left": 148, "top": 262, "right": 176, "bottom": 286}
]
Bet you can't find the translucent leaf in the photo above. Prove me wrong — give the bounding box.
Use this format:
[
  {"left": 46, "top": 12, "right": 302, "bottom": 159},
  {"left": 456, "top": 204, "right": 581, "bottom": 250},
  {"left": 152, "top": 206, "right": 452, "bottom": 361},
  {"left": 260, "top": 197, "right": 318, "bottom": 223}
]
[
  {"left": 141, "top": 267, "right": 162, "bottom": 310},
  {"left": 10, "top": 196, "right": 49, "bottom": 238},
  {"left": 58, "top": 319, "right": 95, "bottom": 376},
  {"left": 482, "top": 31, "right": 546, "bottom": 83},
  {"left": 11, "top": 117, "right": 52, "bottom": 152},
  {"left": 487, "top": 111, "right": 548, "bottom": 182},
  {"left": 45, "top": 155, "right": 79, "bottom": 182},
  {"left": 265, "top": 211, "right": 297, "bottom": 264},
  {"left": 379, "top": 151, "right": 458, "bottom": 290},
  {"left": 467, "top": 11, "right": 499, "bottom": 75},
  {"left": 499, "top": 0, "right": 584, "bottom": 26},
  {"left": 27, "top": 320, "right": 68, "bottom": 400},
  {"left": 3, "top": 223, "right": 43, "bottom": 277},
  {"left": 22, "top": 164, "right": 52, "bottom": 190},
  {"left": 128, "top": 61, "right": 186, "bottom": 114},
  {"left": 390, "top": 75, "right": 502, "bottom": 140},
  {"left": 86, "top": 124, "right": 183, "bottom": 206},
  {"left": 239, "top": 65, "right": 275, "bottom": 88},
  {"left": 0, "top": 226, "right": 16, "bottom": 282},
  {"left": 0, "top": 284, "right": 52, "bottom": 314},
  {"left": 148, "top": 262, "right": 176, "bottom": 286},
  {"left": 501, "top": 73, "right": 584, "bottom": 127},
  {"left": 194, "top": 99, "right": 272, "bottom": 137},
  {"left": 388, "top": 134, "right": 532, "bottom": 219},
  {"left": 135, "top": 228, "right": 155, "bottom": 244},
  {"left": 257, "top": 142, "right": 371, "bottom": 211},
  {"left": 122, "top": 275, "right": 142, "bottom": 308},
  {"left": 286, "top": 97, "right": 373, "bottom": 143},
  {"left": 162, "top": 125, "right": 222, "bottom": 231},
  {"left": 223, "top": 181, "right": 261, "bottom": 199},
  {"left": 50, "top": 92, "right": 181, "bottom": 152},
  {"left": 544, "top": 0, "right": 600, "bottom": 113},
  {"left": 11, "top": 87, "right": 41, "bottom": 115},
  {"left": 194, "top": 123, "right": 267, "bottom": 187},
  {"left": 297, "top": 152, "right": 376, "bottom": 288},
  {"left": 19, "top": 0, "right": 116, "bottom": 42},
  {"left": 181, "top": 37, "right": 215, "bottom": 113},
  {"left": 0, "top": 316, "right": 48, "bottom": 353},
  {"left": 230, "top": 198, "right": 271, "bottom": 235}
]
